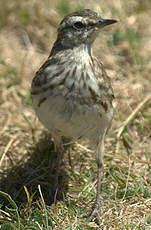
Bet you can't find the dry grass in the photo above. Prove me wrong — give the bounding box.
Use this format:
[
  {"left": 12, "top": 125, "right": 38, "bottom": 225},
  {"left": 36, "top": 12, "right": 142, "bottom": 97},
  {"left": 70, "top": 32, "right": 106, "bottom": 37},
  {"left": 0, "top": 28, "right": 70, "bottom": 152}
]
[{"left": 0, "top": 0, "right": 151, "bottom": 229}]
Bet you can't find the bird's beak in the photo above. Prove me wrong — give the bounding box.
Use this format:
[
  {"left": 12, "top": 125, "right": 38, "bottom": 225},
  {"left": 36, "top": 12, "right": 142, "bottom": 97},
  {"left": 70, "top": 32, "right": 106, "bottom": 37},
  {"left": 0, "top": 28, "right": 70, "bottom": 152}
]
[{"left": 96, "top": 18, "right": 117, "bottom": 29}]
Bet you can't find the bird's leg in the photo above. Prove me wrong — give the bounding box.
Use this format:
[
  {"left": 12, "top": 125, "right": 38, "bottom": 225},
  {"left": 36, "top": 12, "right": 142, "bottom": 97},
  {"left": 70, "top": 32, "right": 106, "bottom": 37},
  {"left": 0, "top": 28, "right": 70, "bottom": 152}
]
[
  {"left": 87, "top": 162, "right": 103, "bottom": 224},
  {"left": 55, "top": 145, "right": 63, "bottom": 184},
  {"left": 87, "top": 135, "right": 105, "bottom": 224},
  {"left": 53, "top": 136, "right": 64, "bottom": 201},
  {"left": 53, "top": 145, "right": 64, "bottom": 203}
]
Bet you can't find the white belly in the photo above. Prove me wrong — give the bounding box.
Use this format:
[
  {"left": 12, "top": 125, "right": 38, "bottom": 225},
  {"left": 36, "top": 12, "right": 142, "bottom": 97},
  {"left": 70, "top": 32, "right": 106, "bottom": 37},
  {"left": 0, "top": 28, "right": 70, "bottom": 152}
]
[{"left": 33, "top": 93, "right": 113, "bottom": 145}]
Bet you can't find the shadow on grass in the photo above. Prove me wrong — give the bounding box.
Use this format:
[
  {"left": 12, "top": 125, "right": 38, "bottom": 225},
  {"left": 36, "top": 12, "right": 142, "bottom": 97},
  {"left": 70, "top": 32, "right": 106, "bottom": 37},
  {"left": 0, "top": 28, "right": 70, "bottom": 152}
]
[{"left": 0, "top": 133, "right": 69, "bottom": 208}]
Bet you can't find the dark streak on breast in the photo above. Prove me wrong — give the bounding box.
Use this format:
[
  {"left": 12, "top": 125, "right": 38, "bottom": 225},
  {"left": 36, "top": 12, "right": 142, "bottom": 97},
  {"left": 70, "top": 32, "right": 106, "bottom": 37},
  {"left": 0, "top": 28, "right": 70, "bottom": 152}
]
[
  {"left": 38, "top": 97, "right": 47, "bottom": 107},
  {"left": 89, "top": 86, "right": 108, "bottom": 112},
  {"left": 43, "top": 69, "right": 65, "bottom": 84},
  {"left": 100, "top": 101, "right": 108, "bottom": 112},
  {"left": 86, "top": 72, "right": 90, "bottom": 81},
  {"left": 80, "top": 71, "right": 85, "bottom": 83},
  {"left": 88, "top": 86, "right": 98, "bottom": 101},
  {"left": 64, "top": 70, "right": 70, "bottom": 81},
  {"left": 72, "top": 66, "right": 77, "bottom": 77}
]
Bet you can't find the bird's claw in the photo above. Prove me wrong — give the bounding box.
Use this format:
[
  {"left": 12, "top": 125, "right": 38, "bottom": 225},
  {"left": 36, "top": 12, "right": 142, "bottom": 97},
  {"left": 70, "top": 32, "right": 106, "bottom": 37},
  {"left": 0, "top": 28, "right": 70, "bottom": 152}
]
[
  {"left": 79, "top": 200, "right": 102, "bottom": 225},
  {"left": 86, "top": 200, "right": 101, "bottom": 224}
]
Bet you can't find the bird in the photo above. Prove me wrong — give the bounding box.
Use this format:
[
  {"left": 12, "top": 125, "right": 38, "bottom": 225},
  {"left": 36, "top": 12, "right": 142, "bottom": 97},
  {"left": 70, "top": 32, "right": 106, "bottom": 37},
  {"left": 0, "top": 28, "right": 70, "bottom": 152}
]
[{"left": 31, "top": 9, "right": 117, "bottom": 223}]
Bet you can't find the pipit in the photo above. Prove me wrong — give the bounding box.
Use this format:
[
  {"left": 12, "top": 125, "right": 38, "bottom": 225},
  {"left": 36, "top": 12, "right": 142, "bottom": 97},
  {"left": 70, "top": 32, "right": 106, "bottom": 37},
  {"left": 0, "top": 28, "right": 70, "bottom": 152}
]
[{"left": 31, "top": 9, "right": 117, "bottom": 223}]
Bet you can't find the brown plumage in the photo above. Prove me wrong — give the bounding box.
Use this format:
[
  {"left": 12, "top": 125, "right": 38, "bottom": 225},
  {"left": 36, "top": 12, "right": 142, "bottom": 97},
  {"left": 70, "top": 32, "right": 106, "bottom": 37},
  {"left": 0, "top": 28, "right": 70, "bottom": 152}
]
[{"left": 31, "top": 9, "right": 117, "bottom": 224}]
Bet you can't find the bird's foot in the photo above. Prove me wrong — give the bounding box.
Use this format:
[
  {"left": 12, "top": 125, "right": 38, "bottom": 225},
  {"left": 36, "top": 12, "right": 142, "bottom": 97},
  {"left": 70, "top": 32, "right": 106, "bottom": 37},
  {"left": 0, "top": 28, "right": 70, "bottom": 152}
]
[
  {"left": 87, "top": 200, "right": 101, "bottom": 225},
  {"left": 79, "top": 200, "right": 102, "bottom": 225}
]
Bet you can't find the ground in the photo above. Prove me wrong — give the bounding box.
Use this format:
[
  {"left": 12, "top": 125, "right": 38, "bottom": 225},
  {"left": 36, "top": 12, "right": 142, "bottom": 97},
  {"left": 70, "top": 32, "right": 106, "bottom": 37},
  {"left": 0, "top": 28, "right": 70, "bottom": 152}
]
[{"left": 0, "top": 0, "right": 151, "bottom": 229}]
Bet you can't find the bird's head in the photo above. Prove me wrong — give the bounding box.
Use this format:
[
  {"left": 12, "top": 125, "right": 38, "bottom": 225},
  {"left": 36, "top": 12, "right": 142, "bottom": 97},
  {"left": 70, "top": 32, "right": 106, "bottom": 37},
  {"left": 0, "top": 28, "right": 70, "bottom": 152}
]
[{"left": 57, "top": 9, "right": 117, "bottom": 48}]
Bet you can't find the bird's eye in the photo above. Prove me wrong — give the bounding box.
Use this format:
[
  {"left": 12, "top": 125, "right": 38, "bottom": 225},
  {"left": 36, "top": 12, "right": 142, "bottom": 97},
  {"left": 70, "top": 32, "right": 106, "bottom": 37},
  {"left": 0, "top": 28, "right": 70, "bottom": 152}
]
[{"left": 73, "top": 21, "right": 85, "bottom": 29}]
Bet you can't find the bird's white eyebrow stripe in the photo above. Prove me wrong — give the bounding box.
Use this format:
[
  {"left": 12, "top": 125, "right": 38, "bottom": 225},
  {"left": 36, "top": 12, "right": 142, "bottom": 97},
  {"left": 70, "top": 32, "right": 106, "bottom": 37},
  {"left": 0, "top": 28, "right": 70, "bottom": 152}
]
[
  {"left": 60, "top": 16, "right": 97, "bottom": 30},
  {"left": 60, "top": 16, "right": 87, "bottom": 28}
]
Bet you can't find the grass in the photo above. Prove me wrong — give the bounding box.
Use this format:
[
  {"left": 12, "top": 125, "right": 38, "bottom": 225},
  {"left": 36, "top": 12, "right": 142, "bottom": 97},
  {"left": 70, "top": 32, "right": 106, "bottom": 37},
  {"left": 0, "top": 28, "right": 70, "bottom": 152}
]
[{"left": 0, "top": 0, "right": 151, "bottom": 229}]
